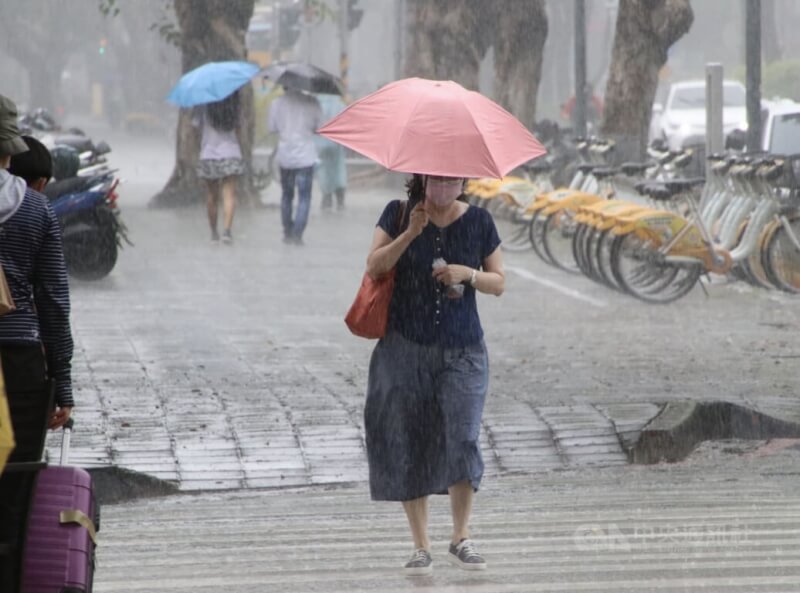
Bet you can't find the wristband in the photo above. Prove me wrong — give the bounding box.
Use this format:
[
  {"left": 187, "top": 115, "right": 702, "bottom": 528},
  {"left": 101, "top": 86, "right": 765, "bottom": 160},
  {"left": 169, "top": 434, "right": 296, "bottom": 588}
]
[{"left": 469, "top": 268, "right": 478, "bottom": 286}]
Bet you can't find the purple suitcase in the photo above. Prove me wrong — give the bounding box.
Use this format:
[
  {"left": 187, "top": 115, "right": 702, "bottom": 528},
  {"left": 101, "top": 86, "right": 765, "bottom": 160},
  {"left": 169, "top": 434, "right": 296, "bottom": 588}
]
[{"left": 19, "top": 422, "right": 98, "bottom": 593}]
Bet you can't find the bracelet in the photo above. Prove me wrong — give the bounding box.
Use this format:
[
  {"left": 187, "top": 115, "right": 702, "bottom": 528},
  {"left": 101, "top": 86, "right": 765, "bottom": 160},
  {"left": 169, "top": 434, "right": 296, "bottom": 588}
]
[{"left": 469, "top": 268, "right": 478, "bottom": 286}]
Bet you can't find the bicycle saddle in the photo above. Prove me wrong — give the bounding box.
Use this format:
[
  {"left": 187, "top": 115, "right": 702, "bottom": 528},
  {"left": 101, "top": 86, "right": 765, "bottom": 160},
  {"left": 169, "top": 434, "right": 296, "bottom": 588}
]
[
  {"left": 665, "top": 178, "right": 705, "bottom": 194},
  {"left": 620, "top": 162, "right": 651, "bottom": 177},
  {"left": 521, "top": 161, "right": 553, "bottom": 174},
  {"left": 43, "top": 176, "right": 95, "bottom": 200},
  {"left": 591, "top": 167, "right": 620, "bottom": 180},
  {"left": 635, "top": 181, "right": 673, "bottom": 201}
]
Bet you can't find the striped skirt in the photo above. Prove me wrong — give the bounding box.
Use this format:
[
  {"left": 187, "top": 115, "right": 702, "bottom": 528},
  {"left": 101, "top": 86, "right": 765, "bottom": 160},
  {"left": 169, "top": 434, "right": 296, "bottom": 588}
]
[{"left": 364, "top": 331, "right": 489, "bottom": 501}]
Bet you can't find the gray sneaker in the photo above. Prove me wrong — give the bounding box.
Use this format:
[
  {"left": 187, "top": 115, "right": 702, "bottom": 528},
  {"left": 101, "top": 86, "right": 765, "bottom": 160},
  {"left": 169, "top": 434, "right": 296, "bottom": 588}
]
[
  {"left": 404, "top": 548, "right": 433, "bottom": 576},
  {"left": 448, "top": 539, "right": 486, "bottom": 570}
]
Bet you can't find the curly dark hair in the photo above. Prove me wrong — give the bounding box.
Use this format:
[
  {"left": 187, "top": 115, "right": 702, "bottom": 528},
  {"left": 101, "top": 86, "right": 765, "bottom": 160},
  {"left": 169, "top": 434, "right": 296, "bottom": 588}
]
[{"left": 206, "top": 92, "right": 240, "bottom": 132}]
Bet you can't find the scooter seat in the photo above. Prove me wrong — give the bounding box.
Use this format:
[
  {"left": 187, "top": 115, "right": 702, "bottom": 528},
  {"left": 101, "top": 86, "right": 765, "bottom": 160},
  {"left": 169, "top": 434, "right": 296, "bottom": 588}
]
[{"left": 43, "top": 177, "right": 93, "bottom": 200}]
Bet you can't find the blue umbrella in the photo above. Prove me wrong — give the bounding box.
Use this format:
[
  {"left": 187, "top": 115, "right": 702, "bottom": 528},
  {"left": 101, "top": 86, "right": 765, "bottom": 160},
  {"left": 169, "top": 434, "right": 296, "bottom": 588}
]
[{"left": 167, "top": 61, "right": 260, "bottom": 107}]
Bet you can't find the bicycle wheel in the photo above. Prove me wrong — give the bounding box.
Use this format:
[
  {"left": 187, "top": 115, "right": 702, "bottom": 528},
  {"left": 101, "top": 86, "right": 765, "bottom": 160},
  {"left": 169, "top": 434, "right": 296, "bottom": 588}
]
[
  {"left": 497, "top": 209, "right": 534, "bottom": 252},
  {"left": 763, "top": 219, "right": 800, "bottom": 293},
  {"left": 541, "top": 209, "right": 581, "bottom": 273},
  {"left": 528, "top": 209, "right": 553, "bottom": 265},
  {"left": 739, "top": 252, "right": 772, "bottom": 289},
  {"left": 583, "top": 226, "right": 607, "bottom": 284},
  {"left": 610, "top": 234, "right": 701, "bottom": 303},
  {"left": 594, "top": 229, "right": 621, "bottom": 290},
  {"left": 572, "top": 223, "right": 591, "bottom": 277},
  {"left": 612, "top": 230, "right": 685, "bottom": 296}
]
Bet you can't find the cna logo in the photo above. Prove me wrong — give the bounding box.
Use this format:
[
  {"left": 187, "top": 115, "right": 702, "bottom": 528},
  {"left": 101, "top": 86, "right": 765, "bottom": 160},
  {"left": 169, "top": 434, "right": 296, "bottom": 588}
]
[{"left": 573, "top": 523, "right": 749, "bottom": 552}]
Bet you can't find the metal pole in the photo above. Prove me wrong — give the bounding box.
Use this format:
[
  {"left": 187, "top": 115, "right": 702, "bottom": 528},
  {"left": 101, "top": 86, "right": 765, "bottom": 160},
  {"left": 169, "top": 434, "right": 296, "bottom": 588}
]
[
  {"left": 339, "top": 0, "right": 349, "bottom": 96},
  {"left": 574, "top": 0, "right": 588, "bottom": 138},
  {"left": 271, "top": 2, "right": 281, "bottom": 63},
  {"left": 706, "top": 63, "right": 724, "bottom": 176},
  {"left": 745, "top": 0, "right": 762, "bottom": 151}
]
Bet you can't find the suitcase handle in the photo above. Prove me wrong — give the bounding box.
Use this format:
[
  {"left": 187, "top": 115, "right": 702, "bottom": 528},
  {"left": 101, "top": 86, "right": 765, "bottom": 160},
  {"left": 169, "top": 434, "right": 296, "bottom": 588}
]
[
  {"left": 60, "top": 418, "right": 74, "bottom": 465},
  {"left": 60, "top": 510, "right": 97, "bottom": 545}
]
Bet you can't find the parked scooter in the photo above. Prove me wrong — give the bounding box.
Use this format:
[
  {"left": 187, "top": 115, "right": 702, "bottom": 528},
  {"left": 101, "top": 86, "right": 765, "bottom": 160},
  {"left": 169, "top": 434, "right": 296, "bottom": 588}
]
[
  {"left": 45, "top": 150, "right": 131, "bottom": 280},
  {"left": 20, "top": 107, "right": 112, "bottom": 174}
]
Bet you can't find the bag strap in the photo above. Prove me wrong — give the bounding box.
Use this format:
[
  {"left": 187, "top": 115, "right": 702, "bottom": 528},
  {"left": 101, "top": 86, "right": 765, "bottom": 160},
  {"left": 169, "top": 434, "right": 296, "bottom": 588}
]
[{"left": 394, "top": 200, "right": 409, "bottom": 237}]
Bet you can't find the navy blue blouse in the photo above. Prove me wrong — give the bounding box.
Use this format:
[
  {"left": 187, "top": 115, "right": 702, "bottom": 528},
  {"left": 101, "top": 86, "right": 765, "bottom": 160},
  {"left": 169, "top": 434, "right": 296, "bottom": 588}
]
[{"left": 377, "top": 199, "right": 501, "bottom": 348}]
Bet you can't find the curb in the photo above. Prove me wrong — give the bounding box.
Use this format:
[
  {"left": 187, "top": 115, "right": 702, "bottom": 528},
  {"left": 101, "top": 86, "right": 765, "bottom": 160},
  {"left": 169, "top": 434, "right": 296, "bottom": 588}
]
[
  {"left": 627, "top": 400, "right": 800, "bottom": 464},
  {"left": 88, "top": 466, "right": 179, "bottom": 505}
]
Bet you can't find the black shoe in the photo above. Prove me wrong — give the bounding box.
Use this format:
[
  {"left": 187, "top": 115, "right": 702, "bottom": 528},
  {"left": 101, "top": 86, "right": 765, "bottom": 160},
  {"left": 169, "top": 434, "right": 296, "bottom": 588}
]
[{"left": 222, "top": 229, "right": 233, "bottom": 244}]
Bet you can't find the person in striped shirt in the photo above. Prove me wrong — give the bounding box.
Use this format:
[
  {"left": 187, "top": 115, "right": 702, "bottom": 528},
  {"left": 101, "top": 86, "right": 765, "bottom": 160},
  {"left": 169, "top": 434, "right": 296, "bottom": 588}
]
[{"left": 0, "top": 96, "right": 74, "bottom": 592}]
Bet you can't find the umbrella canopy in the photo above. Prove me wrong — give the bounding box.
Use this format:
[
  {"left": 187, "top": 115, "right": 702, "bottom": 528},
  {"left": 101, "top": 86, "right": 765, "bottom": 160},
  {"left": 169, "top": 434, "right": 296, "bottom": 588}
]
[
  {"left": 168, "top": 61, "right": 260, "bottom": 108},
  {"left": 317, "top": 78, "right": 546, "bottom": 178},
  {"left": 0, "top": 372, "right": 15, "bottom": 476},
  {"left": 262, "top": 62, "right": 344, "bottom": 96}
]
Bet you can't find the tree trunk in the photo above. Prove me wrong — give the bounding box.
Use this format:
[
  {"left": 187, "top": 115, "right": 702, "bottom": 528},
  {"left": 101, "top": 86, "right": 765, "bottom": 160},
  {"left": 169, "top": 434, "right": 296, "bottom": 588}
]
[
  {"left": 404, "top": 0, "right": 487, "bottom": 90},
  {"left": 544, "top": 1, "right": 574, "bottom": 122},
  {"left": 150, "top": 0, "right": 256, "bottom": 208},
  {"left": 600, "top": 0, "right": 693, "bottom": 160},
  {"left": 493, "top": 0, "right": 547, "bottom": 131}
]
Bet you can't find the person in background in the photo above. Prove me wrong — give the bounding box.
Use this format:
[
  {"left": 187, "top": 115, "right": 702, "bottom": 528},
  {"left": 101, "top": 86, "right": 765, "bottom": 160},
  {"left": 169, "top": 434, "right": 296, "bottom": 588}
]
[
  {"left": 0, "top": 98, "right": 74, "bottom": 593},
  {"left": 315, "top": 93, "right": 348, "bottom": 212},
  {"left": 268, "top": 85, "right": 322, "bottom": 245},
  {"left": 195, "top": 91, "right": 244, "bottom": 245}
]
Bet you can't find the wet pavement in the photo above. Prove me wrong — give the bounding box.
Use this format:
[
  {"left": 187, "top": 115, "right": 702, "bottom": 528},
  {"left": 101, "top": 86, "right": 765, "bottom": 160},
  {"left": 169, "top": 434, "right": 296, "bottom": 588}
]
[
  {"left": 47, "top": 126, "right": 800, "bottom": 591},
  {"left": 95, "top": 442, "right": 800, "bottom": 592}
]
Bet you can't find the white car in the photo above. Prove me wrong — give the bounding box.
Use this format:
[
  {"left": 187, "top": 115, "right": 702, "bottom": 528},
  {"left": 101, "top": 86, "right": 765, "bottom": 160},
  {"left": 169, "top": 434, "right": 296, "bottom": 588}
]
[
  {"left": 650, "top": 80, "right": 749, "bottom": 150},
  {"left": 761, "top": 100, "right": 800, "bottom": 154}
]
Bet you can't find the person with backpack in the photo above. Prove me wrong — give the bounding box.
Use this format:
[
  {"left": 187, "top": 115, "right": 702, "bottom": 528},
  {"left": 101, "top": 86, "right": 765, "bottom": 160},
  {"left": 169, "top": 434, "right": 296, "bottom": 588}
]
[{"left": 0, "top": 96, "right": 74, "bottom": 593}]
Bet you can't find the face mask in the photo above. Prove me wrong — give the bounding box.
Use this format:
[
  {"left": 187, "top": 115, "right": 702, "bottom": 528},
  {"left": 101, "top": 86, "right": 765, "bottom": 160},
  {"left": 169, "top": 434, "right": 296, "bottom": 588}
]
[{"left": 425, "top": 177, "right": 463, "bottom": 206}]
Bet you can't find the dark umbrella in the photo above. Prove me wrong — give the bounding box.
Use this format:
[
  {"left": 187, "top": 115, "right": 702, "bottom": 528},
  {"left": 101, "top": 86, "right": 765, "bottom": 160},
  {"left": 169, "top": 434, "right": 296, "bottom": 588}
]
[{"left": 261, "top": 62, "right": 344, "bottom": 96}]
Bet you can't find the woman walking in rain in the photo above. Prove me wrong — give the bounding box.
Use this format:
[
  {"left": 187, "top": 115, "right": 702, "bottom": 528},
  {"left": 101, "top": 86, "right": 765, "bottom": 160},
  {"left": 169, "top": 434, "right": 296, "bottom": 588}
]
[
  {"left": 194, "top": 91, "right": 244, "bottom": 244},
  {"left": 364, "top": 174, "right": 504, "bottom": 575}
]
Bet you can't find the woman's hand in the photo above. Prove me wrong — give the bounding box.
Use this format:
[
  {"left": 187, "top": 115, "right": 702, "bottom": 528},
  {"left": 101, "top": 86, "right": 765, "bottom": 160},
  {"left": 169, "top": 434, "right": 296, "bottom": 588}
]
[
  {"left": 406, "top": 203, "right": 429, "bottom": 238},
  {"left": 432, "top": 264, "right": 472, "bottom": 286},
  {"left": 48, "top": 406, "right": 73, "bottom": 430}
]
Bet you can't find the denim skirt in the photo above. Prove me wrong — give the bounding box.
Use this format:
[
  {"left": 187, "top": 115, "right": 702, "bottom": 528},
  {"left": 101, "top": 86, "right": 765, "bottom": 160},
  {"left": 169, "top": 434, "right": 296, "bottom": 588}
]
[{"left": 364, "top": 331, "right": 489, "bottom": 501}]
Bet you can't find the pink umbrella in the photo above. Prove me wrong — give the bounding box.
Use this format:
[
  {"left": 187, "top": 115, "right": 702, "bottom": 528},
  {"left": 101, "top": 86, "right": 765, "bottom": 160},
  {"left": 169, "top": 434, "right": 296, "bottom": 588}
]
[{"left": 317, "top": 78, "right": 546, "bottom": 178}]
